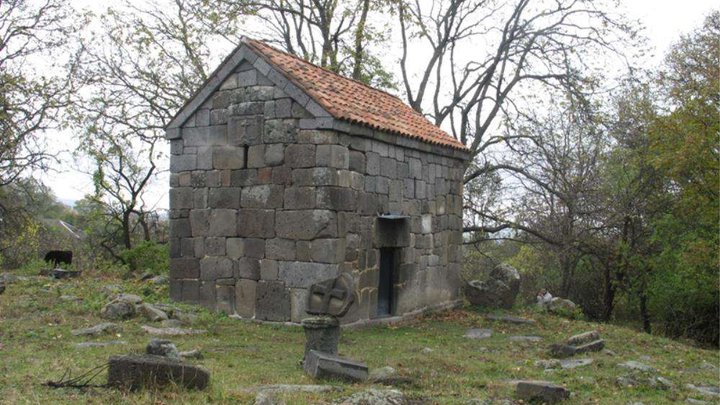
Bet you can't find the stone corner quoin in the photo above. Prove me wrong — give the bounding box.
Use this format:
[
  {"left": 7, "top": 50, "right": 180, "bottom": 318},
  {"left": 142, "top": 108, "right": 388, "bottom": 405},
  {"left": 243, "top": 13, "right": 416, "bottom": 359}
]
[{"left": 166, "top": 43, "right": 467, "bottom": 325}]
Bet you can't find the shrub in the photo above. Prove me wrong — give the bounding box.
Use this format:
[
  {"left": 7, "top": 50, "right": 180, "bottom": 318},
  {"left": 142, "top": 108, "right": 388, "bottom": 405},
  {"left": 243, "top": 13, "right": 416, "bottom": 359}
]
[{"left": 119, "top": 241, "right": 169, "bottom": 275}]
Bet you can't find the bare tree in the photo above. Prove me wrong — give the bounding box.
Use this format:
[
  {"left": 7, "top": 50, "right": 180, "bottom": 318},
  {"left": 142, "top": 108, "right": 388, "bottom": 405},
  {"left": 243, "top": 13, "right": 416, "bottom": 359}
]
[
  {"left": 237, "top": 0, "right": 395, "bottom": 87},
  {"left": 0, "top": 0, "right": 80, "bottom": 187},
  {"left": 396, "top": 0, "right": 634, "bottom": 185},
  {"left": 465, "top": 95, "right": 609, "bottom": 296},
  {"left": 69, "top": 0, "right": 241, "bottom": 260}
]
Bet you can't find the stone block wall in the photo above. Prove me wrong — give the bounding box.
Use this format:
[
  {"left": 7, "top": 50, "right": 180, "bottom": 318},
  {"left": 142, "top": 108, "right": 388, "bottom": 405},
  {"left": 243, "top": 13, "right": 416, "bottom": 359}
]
[{"left": 168, "top": 59, "right": 466, "bottom": 324}]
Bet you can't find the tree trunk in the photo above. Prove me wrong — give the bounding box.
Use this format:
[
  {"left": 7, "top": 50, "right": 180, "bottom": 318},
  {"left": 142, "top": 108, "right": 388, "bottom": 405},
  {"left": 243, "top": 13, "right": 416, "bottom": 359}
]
[
  {"left": 602, "top": 261, "right": 616, "bottom": 321},
  {"left": 122, "top": 212, "right": 132, "bottom": 250},
  {"left": 640, "top": 292, "right": 651, "bottom": 333}
]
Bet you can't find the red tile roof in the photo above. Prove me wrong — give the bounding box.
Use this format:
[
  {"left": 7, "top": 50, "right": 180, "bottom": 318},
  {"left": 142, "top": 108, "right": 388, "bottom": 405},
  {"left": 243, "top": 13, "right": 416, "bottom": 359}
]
[{"left": 243, "top": 39, "right": 467, "bottom": 151}]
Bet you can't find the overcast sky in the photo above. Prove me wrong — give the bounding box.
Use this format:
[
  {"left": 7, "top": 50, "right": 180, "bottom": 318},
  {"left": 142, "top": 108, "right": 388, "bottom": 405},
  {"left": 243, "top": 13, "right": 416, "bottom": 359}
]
[{"left": 45, "top": 1, "right": 717, "bottom": 209}]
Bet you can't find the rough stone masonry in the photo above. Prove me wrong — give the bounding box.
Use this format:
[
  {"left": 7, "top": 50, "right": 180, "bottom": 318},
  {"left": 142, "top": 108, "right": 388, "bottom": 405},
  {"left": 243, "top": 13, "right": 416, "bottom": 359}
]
[{"left": 165, "top": 38, "right": 470, "bottom": 324}]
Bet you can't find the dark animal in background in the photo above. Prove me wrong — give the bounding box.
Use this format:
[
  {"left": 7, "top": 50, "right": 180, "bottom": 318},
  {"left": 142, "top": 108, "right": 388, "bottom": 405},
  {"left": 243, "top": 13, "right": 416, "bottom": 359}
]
[{"left": 44, "top": 251, "right": 73, "bottom": 268}]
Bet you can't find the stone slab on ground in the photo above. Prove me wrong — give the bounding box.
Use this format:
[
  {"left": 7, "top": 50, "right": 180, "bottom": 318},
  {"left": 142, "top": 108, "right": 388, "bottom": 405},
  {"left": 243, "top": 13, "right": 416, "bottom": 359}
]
[
  {"left": 141, "top": 325, "right": 207, "bottom": 336},
  {"left": 574, "top": 339, "right": 604, "bottom": 355},
  {"left": 304, "top": 350, "right": 368, "bottom": 382},
  {"left": 114, "top": 293, "right": 144, "bottom": 304},
  {"left": 244, "top": 384, "right": 342, "bottom": 394},
  {"left": 335, "top": 388, "right": 406, "bottom": 405},
  {"left": 368, "top": 366, "right": 415, "bottom": 386},
  {"left": 549, "top": 339, "right": 604, "bottom": 358},
  {"left": 618, "top": 361, "right": 656, "bottom": 373},
  {"left": 560, "top": 358, "right": 593, "bottom": 369},
  {"left": 566, "top": 330, "right": 600, "bottom": 346},
  {"left": 464, "top": 328, "right": 492, "bottom": 339},
  {"left": 516, "top": 380, "right": 570, "bottom": 404},
  {"left": 40, "top": 269, "right": 82, "bottom": 280},
  {"left": 71, "top": 322, "right": 120, "bottom": 337},
  {"left": 509, "top": 335, "right": 542, "bottom": 342},
  {"left": 686, "top": 384, "right": 720, "bottom": 397},
  {"left": 107, "top": 354, "right": 210, "bottom": 390},
  {"left": 685, "top": 399, "right": 711, "bottom": 404},
  {"left": 486, "top": 314, "right": 536, "bottom": 325},
  {"left": 536, "top": 359, "right": 562, "bottom": 370},
  {"left": 75, "top": 340, "right": 127, "bottom": 348}
]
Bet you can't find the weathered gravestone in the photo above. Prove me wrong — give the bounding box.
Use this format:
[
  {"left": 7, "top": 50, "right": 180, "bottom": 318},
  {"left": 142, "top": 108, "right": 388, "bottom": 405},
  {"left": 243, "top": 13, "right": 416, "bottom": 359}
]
[
  {"left": 107, "top": 355, "right": 210, "bottom": 391},
  {"left": 301, "top": 274, "right": 355, "bottom": 363},
  {"left": 516, "top": 380, "right": 570, "bottom": 404},
  {"left": 303, "top": 350, "right": 368, "bottom": 382},
  {"left": 301, "top": 316, "right": 340, "bottom": 361}
]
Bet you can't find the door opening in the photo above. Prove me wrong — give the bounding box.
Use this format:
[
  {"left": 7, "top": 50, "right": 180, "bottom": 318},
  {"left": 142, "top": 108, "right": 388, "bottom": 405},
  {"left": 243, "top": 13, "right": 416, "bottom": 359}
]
[{"left": 377, "top": 247, "right": 398, "bottom": 317}]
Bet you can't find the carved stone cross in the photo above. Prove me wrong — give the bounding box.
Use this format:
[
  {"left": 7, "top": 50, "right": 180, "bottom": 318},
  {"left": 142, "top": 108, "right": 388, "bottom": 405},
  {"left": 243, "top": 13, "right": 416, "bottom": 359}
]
[{"left": 307, "top": 273, "right": 355, "bottom": 317}]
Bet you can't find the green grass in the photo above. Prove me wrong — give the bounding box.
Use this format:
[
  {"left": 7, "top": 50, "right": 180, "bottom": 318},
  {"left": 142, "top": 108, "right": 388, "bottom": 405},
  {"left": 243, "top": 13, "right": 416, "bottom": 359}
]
[{"left": 0, "top": 270, "right": 718, "bottom": 404}]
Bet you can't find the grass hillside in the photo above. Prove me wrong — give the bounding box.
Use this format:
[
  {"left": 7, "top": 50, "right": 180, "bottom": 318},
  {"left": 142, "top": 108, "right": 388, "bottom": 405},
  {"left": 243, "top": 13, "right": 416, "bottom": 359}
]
[{"left": 0, "top": 269, "right": 717, "bottom": 404}]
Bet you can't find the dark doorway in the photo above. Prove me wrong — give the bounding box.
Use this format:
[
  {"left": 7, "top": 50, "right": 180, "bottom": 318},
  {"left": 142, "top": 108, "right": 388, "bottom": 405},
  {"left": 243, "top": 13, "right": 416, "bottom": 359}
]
[{"left": 377, "top": 247, "right": 398, "bottom": 317}]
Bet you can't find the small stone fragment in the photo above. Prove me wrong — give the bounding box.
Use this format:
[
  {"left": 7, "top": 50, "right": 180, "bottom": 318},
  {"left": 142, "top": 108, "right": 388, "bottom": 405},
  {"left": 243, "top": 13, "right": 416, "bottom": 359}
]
[
  {"left": 146, "top": 339, "right": 180, "bottom": 359},
  {"left": 150, "top": 275, "right": 168, "bottom": 285},
  {"left": 137, "top": 303, "right": 169, "bottom": 322},
  {"left": 180, "top": 349, "right": 204, "bottom": 360},
  {"left": 101, "top": 301, "right": 136, "bottom": 320}
]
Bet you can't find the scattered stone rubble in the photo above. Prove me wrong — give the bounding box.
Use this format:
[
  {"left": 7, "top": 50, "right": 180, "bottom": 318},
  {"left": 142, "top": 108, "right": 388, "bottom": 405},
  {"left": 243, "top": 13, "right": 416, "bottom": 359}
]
[{"left": 465, "top": 263, "right": 521, "bottom": 309}]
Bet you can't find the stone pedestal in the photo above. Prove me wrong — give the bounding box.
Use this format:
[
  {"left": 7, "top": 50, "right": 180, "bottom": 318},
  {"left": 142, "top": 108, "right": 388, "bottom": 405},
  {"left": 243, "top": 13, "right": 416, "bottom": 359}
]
[{"left": 301, "top": 316, "right": 340, "bottom": 362}]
